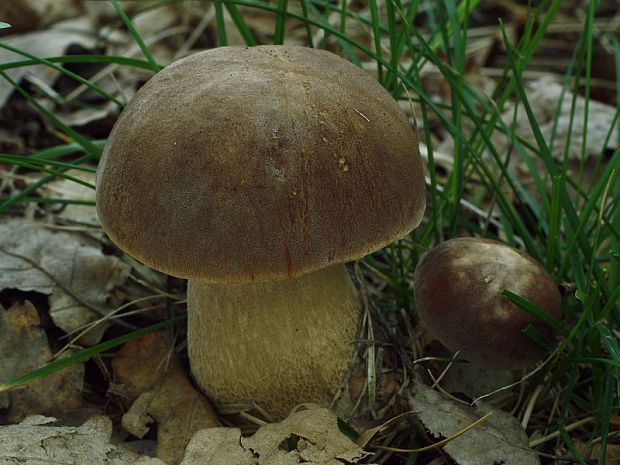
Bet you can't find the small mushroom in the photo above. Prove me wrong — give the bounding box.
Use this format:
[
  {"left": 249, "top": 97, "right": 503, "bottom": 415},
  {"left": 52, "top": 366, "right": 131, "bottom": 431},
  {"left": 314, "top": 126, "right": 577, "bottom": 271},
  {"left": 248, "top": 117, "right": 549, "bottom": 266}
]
[
  {"left": 96, "top": 46, "right": 426, "bottom": 419},
  {"left": 413, "top": 237, "right": 561, "bottom": 369}
]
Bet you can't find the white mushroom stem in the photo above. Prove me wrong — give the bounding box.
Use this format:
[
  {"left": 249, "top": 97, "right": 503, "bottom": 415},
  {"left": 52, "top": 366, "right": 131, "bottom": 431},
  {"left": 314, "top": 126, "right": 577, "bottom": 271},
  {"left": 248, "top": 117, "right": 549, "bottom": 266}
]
[{"left": 187, "top": 264, "right": 361, "bottom": 420}]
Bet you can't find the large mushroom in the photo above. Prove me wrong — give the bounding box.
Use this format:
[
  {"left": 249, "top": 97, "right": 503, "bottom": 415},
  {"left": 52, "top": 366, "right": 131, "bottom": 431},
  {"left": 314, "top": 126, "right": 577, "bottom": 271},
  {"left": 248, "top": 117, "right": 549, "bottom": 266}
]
[
  {"left": 413, "top": 237, "right": 562, "bottom": 369},
  {"left": 96, "top": 45, "right": 426, "bottom": 419}
]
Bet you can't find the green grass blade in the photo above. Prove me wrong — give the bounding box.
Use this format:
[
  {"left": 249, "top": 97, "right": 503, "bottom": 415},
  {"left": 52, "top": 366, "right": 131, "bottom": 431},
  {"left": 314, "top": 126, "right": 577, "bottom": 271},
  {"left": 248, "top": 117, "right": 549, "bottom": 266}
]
[
  {"left": 598, "top": 325, "right": 620, "bottom": 366},
  {"left": 225, "top": 2, "right": 257, "bottom": 46},
  {"left": 0, "top": 196, "right": 95, "bottom": 206},
  {"left": 0, "top": 154, "right": 93, "bottom": 213},
  {"left": 109, "top": 0, "right": 161, "bottom": 72},
  {"left": 0, "top": 154, "right": 96, "bottom": 173},
  {"left": 502, "top": 289, "right": 569, "bottom": 337},
  {"left": 597, "top": 377, "right": 614, "bottom": 465},
  {"left": 545, "top": 175, "right": 563, "bottom": 269},
  {"left": 214, "top": 0, "right": 228, "bottom": 46},
  {"left": 0, "top": 42, "right": 125, "bottom": 108},
  {"left": 0, "top": 54, "right": 154, "bottom": 74},
  {"left": 0, "top": 71, "right": 101, "bottom": 157},
  {"left": 27, "top": 140, "right": 107, "bottom": 160},
  {"left": 0, "top": 157, "right": 96, "bottom": 189},
  {"left": 576, "top": 0, "right": 595, "bottom": 197},
  {"left": 338, "top": 0, "right": 348, "bottom": 39},
  {"left": 274, "top": 0, "right": 289, "bottom": 45},
  {"left": 383, "top": 0, "right": 399, "bottom": 91},
  {"left": 368, "top": 0, "right": 383, "bottom": 83},
  {"left": 559, "top": 427, "right": 589, "bottom": 465},
  {"left": 298, "top": 0, "right": 315, "bottom": 47}
]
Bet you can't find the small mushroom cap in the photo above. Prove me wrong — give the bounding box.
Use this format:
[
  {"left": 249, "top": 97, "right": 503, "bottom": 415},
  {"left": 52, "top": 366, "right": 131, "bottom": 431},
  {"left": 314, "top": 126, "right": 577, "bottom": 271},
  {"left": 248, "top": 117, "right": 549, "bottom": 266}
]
[
  {"left": 413, "top": 237, "right": 562, "bottom": 369},
  {"left": 96, "top": 46, "right": 426, "bottom": 283}
]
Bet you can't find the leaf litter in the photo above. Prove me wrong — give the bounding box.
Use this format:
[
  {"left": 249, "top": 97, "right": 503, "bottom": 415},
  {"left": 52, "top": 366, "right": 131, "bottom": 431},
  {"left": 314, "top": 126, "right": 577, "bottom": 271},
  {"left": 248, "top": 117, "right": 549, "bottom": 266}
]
[
  {"left": 0, "top": 219, "right": 130, "bottom": 345},
  {"left": 408, "top": 383, "right": 540, "bottom": 465},
  {"left": 0, "top": 414, "right": 163, "bottom": 465},
  {"left": 179, "top": 405, "right": 374, "bottom": 465},
  {"left": 0, "top": 299, "right": 83, "bottom": 422},
  {"left": 110, "top": 331, "right": 220, "bottom": 465}
]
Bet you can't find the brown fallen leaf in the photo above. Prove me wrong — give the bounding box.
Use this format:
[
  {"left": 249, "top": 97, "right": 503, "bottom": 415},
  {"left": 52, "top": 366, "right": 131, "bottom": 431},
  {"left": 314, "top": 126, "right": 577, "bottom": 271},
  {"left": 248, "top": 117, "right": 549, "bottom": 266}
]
[
  {"left": 0, "top": 219, "right": 130, "bottom": 345},
  {"left": 575, "top": 441, "right": 620, "bottom": 462},
  {"left": 180, "top": 405, "right": 374, "bottom": 465},
  {"left": 0, "top": 300, "right": 84, "bottom": 423},
  {"left": 111, "top": 331, "right": 220, "bottom": 465},
  {"left": 181, "top": 427, "right": 256, "bottom": 465},
  {"left": 408, "top": 383, "right": 539, "bottom": 465}
]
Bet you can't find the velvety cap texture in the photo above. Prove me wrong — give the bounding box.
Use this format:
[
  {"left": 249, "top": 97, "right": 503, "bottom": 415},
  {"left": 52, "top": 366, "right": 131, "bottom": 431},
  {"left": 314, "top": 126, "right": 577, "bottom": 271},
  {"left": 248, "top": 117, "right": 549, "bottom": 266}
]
[
  {"left": 96, "top": 45, "right": 426, "bottom": 282},
  {"left": 413, "top": 237, "right": 562, "bottom": 369}
]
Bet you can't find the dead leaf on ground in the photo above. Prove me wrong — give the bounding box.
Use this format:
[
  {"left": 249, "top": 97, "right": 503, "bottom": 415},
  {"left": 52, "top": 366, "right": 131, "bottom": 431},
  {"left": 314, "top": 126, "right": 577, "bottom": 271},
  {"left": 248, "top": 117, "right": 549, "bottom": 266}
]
[
  {"left": 40, "top": 169, "right": 99, "bottom": 226},
  {"left": 575, "top": 441, "right": 620, "bottom": 462},
  {"left": 0, "top": 17, "right": 97, "bottom": 109},
  {"left": 0, "top": 219, "right": 130, "bottom": 345},
  {"left": 0, "top": 414, "right": 164, "bottom": 465},
  {"left": 409, "top": 383, "right": 539, "bottom": 465},
  {"left": 436, "top": 76, "right": 618, "bottom": 185},
  {"left": 180, "top": 405, "right": 373, "bottom": 465},
  {"left": 0, "top": 300, "right": 84, "bottom": 423},
  {"left": 509, "top": 76, "right": 619, "bottom": 161},
  {"left": 110, "top": 331, "right": 220, "bottom": 465}
]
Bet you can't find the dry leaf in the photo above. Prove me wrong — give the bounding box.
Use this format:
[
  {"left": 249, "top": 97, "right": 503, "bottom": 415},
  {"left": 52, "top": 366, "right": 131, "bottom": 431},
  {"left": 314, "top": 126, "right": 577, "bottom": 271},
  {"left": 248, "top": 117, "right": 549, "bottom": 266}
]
[
  {"left": 0, "top": 219, "right": 130, "bottom": 345},
  {"left": 575, "top": 441, "right": 620, "bottom": 462},
  {"left": 181, "top": 428, "right": 256, "bottom": 465},
  {"left": 409, "top": 383, "right": 539, "bottom": 465},
  {"left": 0, "top": 415, "right": 158, "bottom": 465},
  {"left": 0, "top": 300, "right": 83, "bottom": 422},
  {"left": 41, "top": 170, "right": 98, "bottom": 225},
  {"left": 132, "top": 5, "right": 180, "bottom": 44},
  {"left": 132, "top": 457, "right": 169, "bottom": 465},
  {"left": 111, "top": 331, "right": 220, "bottom": 465},
  {"left": 0, "top": 17, "right": 97, "bottom": 109},
  {"left": 111, "top": 330, "right": 173, "bottom": 400},
  {"left": 489, "top": 76, "right": 619, "bottom": 163},
  {"left": 180, "top": 405, "right": 373, "bottom": 465}
]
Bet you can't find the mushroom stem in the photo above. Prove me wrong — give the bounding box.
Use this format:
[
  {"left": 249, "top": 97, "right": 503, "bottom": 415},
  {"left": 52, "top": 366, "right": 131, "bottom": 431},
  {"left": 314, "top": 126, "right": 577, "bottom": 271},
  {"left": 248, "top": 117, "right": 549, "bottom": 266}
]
[{"left": 187, "top": 264, "right": 361, "bottom": 420}]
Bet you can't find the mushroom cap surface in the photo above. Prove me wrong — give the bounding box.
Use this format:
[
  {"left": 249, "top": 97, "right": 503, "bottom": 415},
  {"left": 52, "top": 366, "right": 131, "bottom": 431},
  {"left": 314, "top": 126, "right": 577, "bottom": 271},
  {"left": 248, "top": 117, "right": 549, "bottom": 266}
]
[
  {"left": 96, "top": 45, "right": 426, "bottom": 283},
  {"left": 413, "top": 237, "right": 562, "bottom": 369}
]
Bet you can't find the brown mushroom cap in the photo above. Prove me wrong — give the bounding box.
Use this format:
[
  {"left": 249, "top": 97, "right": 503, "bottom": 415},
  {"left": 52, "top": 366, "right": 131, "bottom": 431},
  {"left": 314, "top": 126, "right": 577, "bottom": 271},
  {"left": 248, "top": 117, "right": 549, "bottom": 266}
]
[
  {"left": 96, "top": 45, "right": 426, "bottom": 283},
  {"left": 413, "top": 237, "right": 562, "bottom": 369}
]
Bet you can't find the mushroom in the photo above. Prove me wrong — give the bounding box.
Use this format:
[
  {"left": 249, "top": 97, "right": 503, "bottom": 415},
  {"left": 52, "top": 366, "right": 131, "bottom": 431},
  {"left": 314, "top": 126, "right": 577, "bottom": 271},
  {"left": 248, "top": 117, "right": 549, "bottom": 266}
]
[
  {"left": 96, "top": 46, "right": 426, "bottom": 419},
  {"left": 413, "top": 237, "right": 561, "bottom": 369}
]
